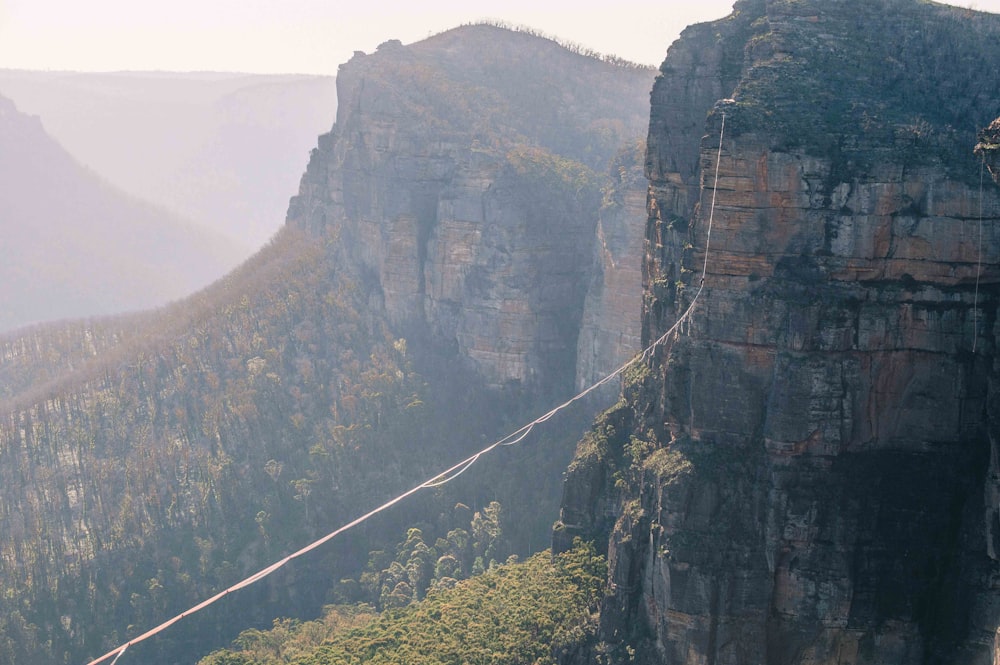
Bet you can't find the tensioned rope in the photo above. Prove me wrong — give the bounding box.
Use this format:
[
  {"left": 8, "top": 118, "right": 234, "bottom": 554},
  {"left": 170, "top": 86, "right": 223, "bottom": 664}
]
[
  {"left": 974, "top": 154, "right": 985, "bottom": 353},
  {"left": 86, "top": 113, "right": 728, "bottom": 665}
]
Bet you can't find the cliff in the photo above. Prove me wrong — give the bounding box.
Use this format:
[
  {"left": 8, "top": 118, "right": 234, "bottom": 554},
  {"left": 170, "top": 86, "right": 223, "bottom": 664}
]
[
  {"left": 287, "top": 25, "right": 652, "bottom": 395},
  {"left": 557, "top": 1, "right": 1000, "bottom": 663},
  {"left": 575, "top": 140, "right": 647, "bottom": 391}
]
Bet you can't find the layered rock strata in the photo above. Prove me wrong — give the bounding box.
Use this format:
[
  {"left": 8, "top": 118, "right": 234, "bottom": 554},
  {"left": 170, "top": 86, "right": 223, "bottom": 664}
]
[
  {"left": 576, "top": 142, "right": 647, "bottom": 390},
  {"left": 287, "top": 27, "right": 652, "bottom": 395},
  {"left": 558, "top": 1, "right": 1000, "bottom": 663}
]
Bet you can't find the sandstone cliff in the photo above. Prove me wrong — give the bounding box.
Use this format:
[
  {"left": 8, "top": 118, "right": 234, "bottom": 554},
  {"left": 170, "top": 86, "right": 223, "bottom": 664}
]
[
  {"left": 575, "top": 141, "right": 647, "bottom": 391},
  {"left": 557, "top": 1, "right": 1000, "bottom": 663},
  {"left": 286, "top": 26, "right": 652, "bottom": 396}
]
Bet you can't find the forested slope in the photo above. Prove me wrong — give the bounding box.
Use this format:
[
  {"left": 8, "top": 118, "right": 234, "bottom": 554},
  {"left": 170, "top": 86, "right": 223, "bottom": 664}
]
[
  {"left": 198, "top": 542, "right": 606, "bottom": 665},
  {"left": 0, "top": 25, "right": 653, "bottom": 664}
]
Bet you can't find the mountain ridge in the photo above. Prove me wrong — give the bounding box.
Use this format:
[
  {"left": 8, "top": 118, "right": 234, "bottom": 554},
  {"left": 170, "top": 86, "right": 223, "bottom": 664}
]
[
  {"left": 0, "top": 94, "right": 244, "bottom": 332},
  {"left": 0, "top": 69, "right": 338, "bottom": 250}
]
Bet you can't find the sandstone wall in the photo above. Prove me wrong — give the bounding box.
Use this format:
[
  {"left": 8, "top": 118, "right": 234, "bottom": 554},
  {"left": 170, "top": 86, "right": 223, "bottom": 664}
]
[
  {"left": 576, "top": 144, "right": 647, "bottom": 390},
  {"left": 558, "top": 1, "right": 1000, "bottom": 662},
  {"left": 287, "top": 29, "right": 652, "bottom": 396}
]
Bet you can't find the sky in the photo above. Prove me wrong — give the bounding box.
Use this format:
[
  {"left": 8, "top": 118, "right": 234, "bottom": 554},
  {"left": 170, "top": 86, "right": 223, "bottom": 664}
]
[{"left": 3, "top": 0, "right": 997, "bottom": 76}]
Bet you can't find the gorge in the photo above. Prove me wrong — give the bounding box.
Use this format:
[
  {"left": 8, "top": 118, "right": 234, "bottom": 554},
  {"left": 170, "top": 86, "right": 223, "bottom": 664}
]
[
  {"left": 1, "top": 1, "right": 999, "bottom": 663},
  {"left": 0, "top": 25, "right": 652, "bottom": 664}
]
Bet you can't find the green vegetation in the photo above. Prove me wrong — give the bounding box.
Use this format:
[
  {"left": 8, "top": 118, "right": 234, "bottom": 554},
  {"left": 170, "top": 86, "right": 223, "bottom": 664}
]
[
  {"left": 725, "top": 0, "right": 1000, "bottom": 180},
  {"left": 0, "top": 227, "right": 428, "bottom": 662},
  {"left": 506, "top": 145, "right": 603, "bottom": 201},
  {"left": 643, "top": 446, "right": 693, "bottom": 480},
  {"left": 349, "top": 501, "right": 504, "bottom": 610},
  {"left": 0, "top": 224, "right": 587, "bottom": 664},
  {"left": 199, "top": 540, "right": 606, "bottom": 665},
  {"left": 567, "top": 404, "right": 626, "bottom": 474}
]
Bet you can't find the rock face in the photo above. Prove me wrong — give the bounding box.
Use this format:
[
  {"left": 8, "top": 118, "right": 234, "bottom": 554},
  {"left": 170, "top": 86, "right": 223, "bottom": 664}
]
[
  {"left": 557, "top": 1, "right": 1000, "bottom": 663},
  {"left": 287, "top": 26, "right": 652, "bottom": 395},
  {"left": 575, "top": 141, "right": 647, "bottom": 391}
]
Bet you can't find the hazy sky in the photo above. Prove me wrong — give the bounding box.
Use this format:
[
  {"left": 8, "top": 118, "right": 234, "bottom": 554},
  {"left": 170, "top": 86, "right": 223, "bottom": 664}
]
[{"left": 2, "top": 0, "right": 996, "bottom": 75}]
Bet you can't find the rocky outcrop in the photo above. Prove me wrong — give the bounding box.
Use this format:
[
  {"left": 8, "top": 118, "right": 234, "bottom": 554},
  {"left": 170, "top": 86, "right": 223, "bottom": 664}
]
[
  {"left": 576, "top": 142, "right": 647, "bottom": 390},
  {"left": 558, "top": 1, "right": 1000, "bottom": 663},
  {"left": 287, "top": 26, "right": 652, "bottom": 395},
  {"left": 977, "top": 118, "right": 1000, "bottom": 183}
]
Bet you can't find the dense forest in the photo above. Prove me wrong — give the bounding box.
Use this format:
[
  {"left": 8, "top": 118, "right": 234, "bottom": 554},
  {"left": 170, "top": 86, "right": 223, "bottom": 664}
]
[
  {"left": 198, "top": 540, "right": 607, "bottom": 665},
  {"left": 0, "top": 222, "right": 591, "bottom": 663}
]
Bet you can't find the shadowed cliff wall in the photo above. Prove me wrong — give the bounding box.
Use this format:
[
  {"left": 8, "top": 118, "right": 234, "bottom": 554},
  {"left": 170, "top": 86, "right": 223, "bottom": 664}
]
[{"left": 557, "top": 1, "right": 1000, "bottom": 662}]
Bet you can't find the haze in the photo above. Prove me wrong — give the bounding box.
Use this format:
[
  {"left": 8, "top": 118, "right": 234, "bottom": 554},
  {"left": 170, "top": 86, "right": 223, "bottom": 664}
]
[
  {"left": 4, "top": 0, "right": 997, "bottom": 74},
  {"left": 1, "top": 0, "right": 997, "bottom": 331}
]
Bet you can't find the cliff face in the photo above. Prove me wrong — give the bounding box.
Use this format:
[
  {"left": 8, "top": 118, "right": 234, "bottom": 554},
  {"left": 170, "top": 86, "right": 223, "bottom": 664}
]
[
  {"left": 557, "top": 1, "right": 1000, "bottom": 663},
  {"left": 287, "top": 27, "right": 652, "bottom": 395},
  {"left": 576, "top": 141, "right": 647, "bottom": 390}
]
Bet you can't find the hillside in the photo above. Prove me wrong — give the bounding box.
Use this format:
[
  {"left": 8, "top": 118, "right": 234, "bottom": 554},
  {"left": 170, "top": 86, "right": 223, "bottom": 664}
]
[
  {"left": 0, "top": 95, "right": 243, "bottom": 332},
  {"left": 198, "top": 542, "right": 606, "bottom": 665},
  {"left": 0, "top": 26, "right": 654, "bottom": 665},
  {"left": 556, "top": 0, "right": 1000, "bottom": 663},
  {"left": 0, "top": 70, "right": 338, "bottom": 249}
]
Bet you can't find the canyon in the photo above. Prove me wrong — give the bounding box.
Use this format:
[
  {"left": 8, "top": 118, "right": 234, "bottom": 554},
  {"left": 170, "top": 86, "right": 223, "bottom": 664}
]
[
  {"left": 2, "top": 2, "right": 1000, "bottom": 662},
  {"left": 0, "top": 26, "right": 653, "bottom": 664}
]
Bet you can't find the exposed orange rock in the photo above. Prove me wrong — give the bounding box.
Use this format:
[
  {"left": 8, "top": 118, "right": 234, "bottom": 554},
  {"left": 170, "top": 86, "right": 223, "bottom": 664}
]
[{"left": 557, "top": 1, "right": 1000, "bottom": 663}]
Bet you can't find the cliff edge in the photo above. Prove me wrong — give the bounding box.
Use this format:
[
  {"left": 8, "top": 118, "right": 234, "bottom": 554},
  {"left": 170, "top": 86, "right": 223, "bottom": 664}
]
[
  {"left": 287, "top": 26, "right": 652, "bottom": 396},
  {"left": 557, "top": 1, "right": 1000, "bottom": 663}
]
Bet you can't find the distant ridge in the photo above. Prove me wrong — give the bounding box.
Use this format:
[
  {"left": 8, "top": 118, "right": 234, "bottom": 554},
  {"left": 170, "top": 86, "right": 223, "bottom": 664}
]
[
  {"left": 451, "top": 20, "right": 654, "bottom": 69},
  {"left": 0, "top": 94, "right": 244, "bottom": 331},
  {"left": 0, "top": 70, "right": 338, "bottom": 249}
]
